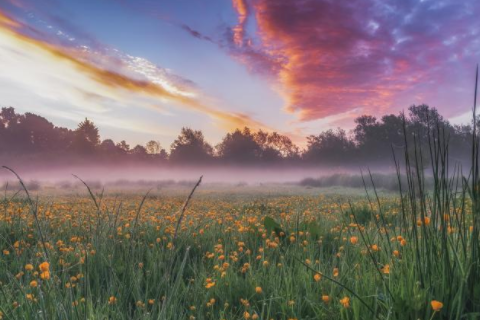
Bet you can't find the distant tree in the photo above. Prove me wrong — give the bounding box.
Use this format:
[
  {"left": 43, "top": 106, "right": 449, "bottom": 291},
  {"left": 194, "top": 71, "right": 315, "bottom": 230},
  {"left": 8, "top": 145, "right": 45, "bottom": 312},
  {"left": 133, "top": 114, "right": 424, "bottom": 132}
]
[
  {"left": 408, "top": 104, "right": 445, "bottom": 129},
  {"left": 131, "top": 145, "right": 148, "bottom": 159},
  {"left": 304, "top": 128, "right": 355, "bottom": 164},
  {"left": 100, "top": 139, "right": 118, "bottom": 155},
  {"left": 217, "top": 128, "right": 299, "bottom": 164},
  {"left": 145, "top": 140, "right": 168, "bottom": 161},
  {"left": 146, "top": 140, "right": 161, "bottom": 155},
  {"left": 21, "top": 113, "right": 57, "bottom": 153},
  {"left": 0, "top": 107, "right": 22, "bottom": 153},
  {"left": 116, "top": 140, "right": 130, "bottom": 154},
  {"left": 260, "top": 146, "right": 282, "bottom": 162},
  {"left": 0, "top": 108, "right": 64, "bottom": 155},
  {"left": 259, "top": 131, "right": 299, "bottom": 160},
  {"left": 217, "top": 127, "right": 261, "bottom": 163},
  {"left": 354, "top": 115, "right": 378, "bottom": 147},
  {"left": 55, "top": 127, "right": 75, "bottom": 153},
  {"left": 158, "top": 149, "right": 169, "bottom": 161},
  {"left": 72, "top": 118, "right": 100, "bottom": 154},
  {"left": 170, "top": 127, "right": 213, "bottom": 164},
  {"left": 0, "top": 107, "right": 18, "bottom": 127}
]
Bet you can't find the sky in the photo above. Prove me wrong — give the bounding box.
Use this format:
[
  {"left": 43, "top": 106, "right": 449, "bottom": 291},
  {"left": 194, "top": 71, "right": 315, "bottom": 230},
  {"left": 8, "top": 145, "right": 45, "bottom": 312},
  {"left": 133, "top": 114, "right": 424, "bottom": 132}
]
[{"left": 0, "top": 0, "right": 479, "bottom": 148}]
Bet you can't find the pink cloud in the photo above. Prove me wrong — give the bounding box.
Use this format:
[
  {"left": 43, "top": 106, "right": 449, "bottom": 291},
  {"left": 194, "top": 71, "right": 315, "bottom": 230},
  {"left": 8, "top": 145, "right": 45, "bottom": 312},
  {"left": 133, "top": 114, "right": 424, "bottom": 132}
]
[{"left": 227, "top": 0, "right": 480, "bottom": 121}]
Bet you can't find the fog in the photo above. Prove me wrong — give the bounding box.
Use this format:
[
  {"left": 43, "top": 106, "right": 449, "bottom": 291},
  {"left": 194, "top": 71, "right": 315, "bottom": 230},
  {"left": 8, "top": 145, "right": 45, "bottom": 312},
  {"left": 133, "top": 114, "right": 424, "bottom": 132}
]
[{"left": 0, "top": 164, "right": 399, "bottom": 189}]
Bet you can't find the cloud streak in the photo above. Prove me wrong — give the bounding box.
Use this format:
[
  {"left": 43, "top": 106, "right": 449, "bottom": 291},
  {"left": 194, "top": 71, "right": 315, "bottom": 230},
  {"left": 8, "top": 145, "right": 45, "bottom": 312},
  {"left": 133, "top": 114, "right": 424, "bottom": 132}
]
[{"left": 0, "top": 9, "right": 268, "bottom": 133}]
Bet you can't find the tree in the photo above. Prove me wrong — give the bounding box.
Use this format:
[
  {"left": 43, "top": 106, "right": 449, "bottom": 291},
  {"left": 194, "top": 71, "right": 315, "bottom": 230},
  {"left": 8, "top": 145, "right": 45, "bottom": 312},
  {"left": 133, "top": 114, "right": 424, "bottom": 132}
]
[
  {"left": 72, "top": 118, "right": 100, "bottom": 154},
  {"left": 100, "top": 139, "right": 118, "bottom": 155},
  {"left": 353, "top": 115, "right": 378, "bottom": 147},
  {"left": 217, "top": 127, "right": 262, "bottom": 163},
  {"left": 170, "top": 128, "right": 213, "bottom": 164},
  {"left": 131, "top": 145, "right": 148, "bottom": 159},
  {"left": 146, "top": 140, "right": 161, "bottom": 155},
  {"left": 260, "top": 131, "right": 299, "bottom": 160},
  {"left": 304, "top": 128, "right": 355, "bottom": 164},
  {"left": 116, "top": 140, "right": 130, "bottom": 153},
  {"left": 21, "top": 113, "right": 57, "bottom": 153}
]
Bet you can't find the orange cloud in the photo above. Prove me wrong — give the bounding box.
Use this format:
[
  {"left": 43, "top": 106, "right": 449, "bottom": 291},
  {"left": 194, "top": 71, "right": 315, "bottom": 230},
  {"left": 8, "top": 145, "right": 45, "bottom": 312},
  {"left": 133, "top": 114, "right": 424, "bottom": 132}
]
[
  {"left": 231, "top": 0, "right": 249, "bottom": 47},
  {"left": 0, "top": 10, "right": 268, "bottom": 132},
  {"left": 0, "top": 10, "right": 20, "bottom": 28}
]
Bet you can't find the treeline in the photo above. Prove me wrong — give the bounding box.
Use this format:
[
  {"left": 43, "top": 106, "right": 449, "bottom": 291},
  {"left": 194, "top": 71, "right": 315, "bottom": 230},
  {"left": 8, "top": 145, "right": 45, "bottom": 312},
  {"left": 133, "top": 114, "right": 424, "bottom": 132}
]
[{"left": 0, "top": 105, "right": 474, "bottom": 167}]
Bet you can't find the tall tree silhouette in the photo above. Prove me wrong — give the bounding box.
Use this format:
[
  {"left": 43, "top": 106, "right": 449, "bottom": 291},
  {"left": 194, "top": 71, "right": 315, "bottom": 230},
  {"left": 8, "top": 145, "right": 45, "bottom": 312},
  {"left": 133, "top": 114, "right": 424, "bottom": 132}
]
[
  {"left": 304, "top": 129, "right": 355, "bottom": 165},
  {"left": 256, "top": 131, "right": 299, "bottom": 161},
  {"left": 131, "top": 145, "right": 148, "bottom": 159},
  {"left": 72, "top": 118, "right": 100, "bottom": 154},
  {"left": 217, "top": 128, "right": 262, "bottom": 163},
  {"left": 170, "top": 127, "right": 213, "bottom": 163},
  {"left": 116, "top": 140, "right": 130, "bottom": 155}
]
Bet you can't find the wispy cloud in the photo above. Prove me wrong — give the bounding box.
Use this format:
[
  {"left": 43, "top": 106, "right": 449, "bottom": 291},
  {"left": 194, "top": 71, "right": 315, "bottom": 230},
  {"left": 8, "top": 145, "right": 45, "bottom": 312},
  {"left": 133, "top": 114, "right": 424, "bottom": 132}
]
[{"left": 0, "top": 9, "right": 269, "bottom": 133}]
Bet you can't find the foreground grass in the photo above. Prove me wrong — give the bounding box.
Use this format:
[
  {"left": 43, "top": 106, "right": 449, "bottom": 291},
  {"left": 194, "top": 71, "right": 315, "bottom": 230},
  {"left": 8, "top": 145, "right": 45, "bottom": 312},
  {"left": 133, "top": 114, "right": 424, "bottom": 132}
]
[{"left": 0, "top": 179, "right": 477, "bottom": 320}]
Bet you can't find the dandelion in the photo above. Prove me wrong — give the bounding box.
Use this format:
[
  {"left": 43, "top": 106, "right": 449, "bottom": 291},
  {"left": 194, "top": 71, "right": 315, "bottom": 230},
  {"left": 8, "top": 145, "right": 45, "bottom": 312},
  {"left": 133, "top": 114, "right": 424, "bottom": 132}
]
[
  {"left": 431, "top": 300, "right": 443, "bottom": 312},
  {"left": 205, "top": 278, "right": 216, "bottom": 289},
  {"left": 424, "top": 217, "right": 431, "bottom": 226},
  {"left": 39, "top": 262, "right": 50, "bottom": 272},
  {"left": 333, "top": 268, "right": 339, "bottom": 277},
  {"left": 382, "top": 264, "right": 390, "bottom": 274},
  {"left": 350, "top": 236, "right": 358, "bottom": 245},
  {"left": 340, "top": 296, "right": 350, "bottom": 308}
]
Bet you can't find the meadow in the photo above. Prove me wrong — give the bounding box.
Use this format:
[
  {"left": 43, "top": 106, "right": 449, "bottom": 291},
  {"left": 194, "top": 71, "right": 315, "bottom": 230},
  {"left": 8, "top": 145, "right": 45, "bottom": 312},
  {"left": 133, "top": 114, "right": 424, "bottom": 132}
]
[
  {"left": 2, "top": 107, "right": 480, "bottom": 320},
  {"left": 0, "top": 166, "right": 479, "bottom": 320}
]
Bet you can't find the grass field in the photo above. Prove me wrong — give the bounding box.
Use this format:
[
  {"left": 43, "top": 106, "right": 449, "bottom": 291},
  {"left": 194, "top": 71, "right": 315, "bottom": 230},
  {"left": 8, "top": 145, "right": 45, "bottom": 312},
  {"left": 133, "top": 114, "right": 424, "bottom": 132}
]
[{"left": 0, "top": 173, "right": 479, "bottom": 320}]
